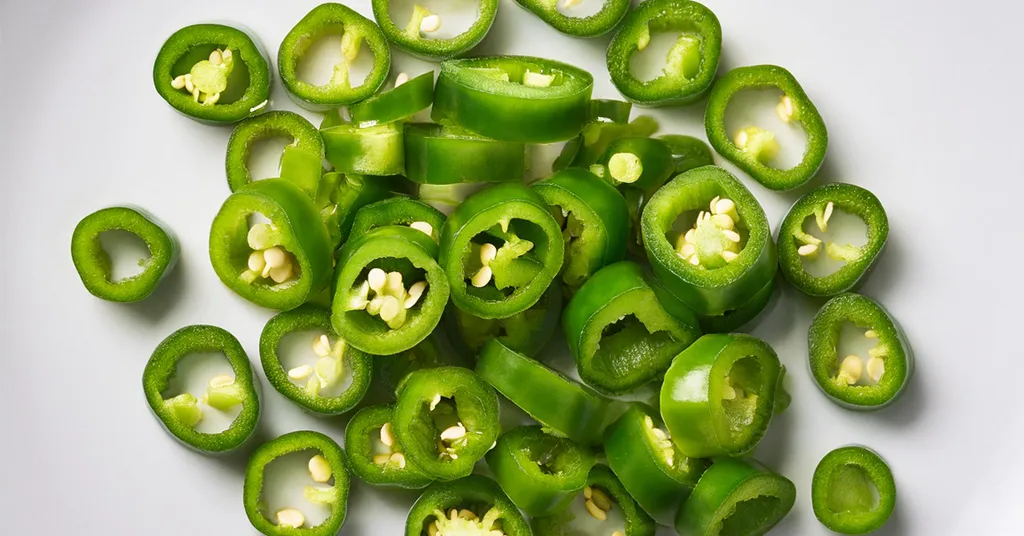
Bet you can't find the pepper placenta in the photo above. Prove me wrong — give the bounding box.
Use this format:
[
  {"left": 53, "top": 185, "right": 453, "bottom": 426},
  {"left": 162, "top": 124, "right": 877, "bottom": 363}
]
[
  {"left": 404, "top": 123, "right": 527, "bottom": 185},
  {"left": 809, "top": 293, "right": 913, "bottom": 411},
  {"left": 278, "top": 3, "right": 391, "bottom": 110},
  {"left": 812, "top": 446, "right": 896, "bottom": 535},
  {"left": 705, "top": 64, "right": 828, "bottom": 191},
  {"left": 660, "top": 333, "right": 782, "bottom": 458},
  {"left": 446, "top": 282, "right": 563, "bottom": 359},
  {"left": 344, "top": 404, "right": 434, "bottom": 489},
  {"left": 433, "top": 56, "right": 595, "bottom": 143},
  {"left": 71, "top": 206, "right": 179, "bottom": 302},
  {"left": 243, "top": 430, "right": 350, "bottom": 535},
  {"left": 658, "top": 134, "right": 715, "bottom": 174},
  {"left": 514, "top": 0, "right": 629, "bottom": 38},
  {"left": 143, "top": 325, "right": 260, "bottom": 453},
  {"left": 226, "top": 111, "right": 324, "bottom": 196},
  {"left": 349, "top": 197, "right": 446, "bottom": 243},
  {"left": 372, "top": 0, "right": 499, "bottom": 61},
  {"left": 348, "top": 71, "right": 434, "bottom": 125},
  {"left": 405, "top": 475, "right": 531, "bottom": 536},
  {"left": 675, "top": 457, "right": 796, "bottom": 536},
  {"left": 606, "top": 0, "right": 722, "bottom": 106},
  {"left": 322, "top": 121, "right": 405, "bottom": 176},
  {"left": 532, "top": 464, "right": 657, "bottom": 536}
]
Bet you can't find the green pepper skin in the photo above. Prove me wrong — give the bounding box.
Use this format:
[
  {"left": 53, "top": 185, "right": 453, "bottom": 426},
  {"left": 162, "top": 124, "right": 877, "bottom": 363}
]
[
  {"left": 607, "top": 0, "right": 722, "bottom": 106},
  {"left": 557, "top": 115, "right": 660, "bottom": 172},
  {"left": 658, "top": 134, "right": 715, "bottom": 174},
  {"left": 372, "top": 0, "right": 499, "bottom": 61},
  {"left": 315, "top": 172, "right": 396, "bottom": 248},
  {"left": 344, "top": 404, "right": 434, "bottom": 489},
  {"left": 406, "top": 475, "right": 531, "bottom": 536},
  {"left": 243, "top": 431, "right": 350, "bottom": 536},
  {"left": 433, "top": 56, "right": 595, "bottom": 143},
  {"left": 349, "top": 71, "right": 435, "bottom": 124},
  {"left": 600, "top": 137, "right": 676, "bottom": 195},
  {"left": 153, "top": 24, "right": 271, "bottom": 124},
  {"left": 533, "top": 465, "right": 657, "bottom": 536},
  {"left": 209, "top": 179, "right": 334, "bottom": 310},
  {"left": 445, "top": 282, "right": 563, "bottom": 359},
  {"left": 591, "top": 99, "right": 633, "bottom": 123},
  {"left": 697, "top": 275, "right": 777, "bottom": 334},
  {"left": 660, "top": 334, "right": 782, "bottom": 458},
  {"left": 809, "top": 293, "right": 913, "bottom": 411},
  {"left": 350, "top": 197, "right": 446, "bottom": 242},
  {"left": 278, "top": 3, "right": 391, "bottom": 110},
  {"left": 706, "top": 64, "right": 828, "bottom": 191},
  {"left": 370, "top": 335, "right": 473, "bottom": 401},
  {"left": 71, "top": 206, "right": 179, "bottom": 302},
  {"left": 812, "top": 446, "right": 896, "bottom": 534},
  {"left": 675, "top": 457, "right": 796, "bottom": 536},
  {"left": 514, "top": 0, "right": 629, "bottom": 37},
  {"left": 143, "top": 325, "right": 260, "bottom": 453},
  {"left": 404, "top": 123, "right": 527, "bottom": 185},
  {"left": 322, "top": 122, "right": 405, "bottom": 176},
  {"left": 226, "top": 111, "right": 324, "bottom": 196}
]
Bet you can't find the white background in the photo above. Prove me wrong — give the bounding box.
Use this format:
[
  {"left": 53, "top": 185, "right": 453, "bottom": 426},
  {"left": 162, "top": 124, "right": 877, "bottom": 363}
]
[{"left": 2, "top": 0, "right": 1022, "bottom": 534}]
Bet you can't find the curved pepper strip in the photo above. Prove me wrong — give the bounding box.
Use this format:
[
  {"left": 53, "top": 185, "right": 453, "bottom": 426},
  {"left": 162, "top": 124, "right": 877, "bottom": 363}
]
[
  {"left": 604, "top": 403, "right": 709, "bottom": 526},
  {"left": 71, "top": 206, "right": 179, "bottom": 302},
  {"left": 778, "top": 183, "right": 889, "bottom": 297},
  {"left": 591, "top": 99, "right": 633, "bottom": 124},
  {"left": 143, "top": 325, "right": 259, "bottom": 453},
  {"left": 210, "top": 179, "right": 334, "bottom": 310},
  {"left": 259, "top": 306, "right": 372, "bottom": 415},
  {"left": 446, "top": 281, "right": 563, "bottom": 360},
  {"left": 660, "top": 333, "right": 782, "bottom": 458},
  {"left": 344, "top": 404, "right": 434, "bottom": 489},
  {"left": 350, "top": 197, "right": 446, "bottom": 243},
  {"left": 243, "top": 431, "right": 350, "bottom": 535},
  {"left": 658, "top": 134, "right": 715, "bottom": 174},
  {"left": 153, "top": 24, "right": 271, "bottom": 123},
  {"left": 557, "top": 115, "right": 660, "bottom": 172},
  {"left": 607, "top": 0, "right": 722, "bottom": 106},
  {"left": 433, "top": 56, "right": 595, "bottom": 143},
  {"left": 641, "top": 165, "right": 777, "bottom": 317},
  {"left": 322, "top": 121, "right": 405, "bottom": 176},
  {"left": 372, "top": 0, "right": 499, "bottom": 61},
  {"left": 278, "top": 3, "right": 391, "bottom": 110},
  {"left": 675, "top": 458, "right": 796, "bottom": 536},
  {"left": 314, "top": 171, "right": 396, "bottom": 248},
  {"left": 405, "top": 123, "right": 527, "bottom": 185},
  {"left": 514, "top": 0, "right": 629, "bottom": 37},
  {"left": 705, "top": 64, "right": 828, "bottom": 191},
  {"left": 812, "top": 446, "right": 896, "bottom": 534},
  {"left": 331, "top": 226, "right": 450, "bottom": 355},
  {"left": 349, "top": 71, "right": 435, "bottom": 124},
  {"left": 533, "top": 465, "right": 656, "bottom": 536},
  {"left": 405, "top": 475, "right": 531, "bottom": 536},
  {"left": 564, "top": 261, "right": 701, "bottom": 395},
  {"left": 440, "top": 183, "right": 565, "bottom": 319},
  {"left": 226, "top": 111, "right": 324, "bottom": 196},
  {"left": 809, "top": 293, "right": 913, "bottom": 411}
]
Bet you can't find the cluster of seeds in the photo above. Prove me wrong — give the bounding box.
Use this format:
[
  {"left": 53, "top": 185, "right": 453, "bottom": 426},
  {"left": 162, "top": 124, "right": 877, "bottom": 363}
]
[
  {"left": 429, "top": 394, "right": 469, "bottom": 461},
  {"left": 346, "top": 268, "right": 428, "bottom": 329},
  {"left": 171, "top": 48, "right": 233, "bottom": 105},
  {"left": 426, "top": 508, "right": 504, "bottom": 536},
  {"left": 836, "top": 329, "right": 889, "bottom": 386},
  {"left": 285, "top": 334, "right": 347, "bottom": 397},
  {"left": 675, "top": 196, "right": 741, "bottom": 268},
  {"left": 245, "top": 223, "right": 298, "bottom": 284},
  {"left": 583, "top": 485, "right": 623, "bottom": 536},
  {"left": 644, "top": 415, "right": 677, "bottom": 467},
  {"left": 373, "top": 421, "right": 408, "bottom": 469}
]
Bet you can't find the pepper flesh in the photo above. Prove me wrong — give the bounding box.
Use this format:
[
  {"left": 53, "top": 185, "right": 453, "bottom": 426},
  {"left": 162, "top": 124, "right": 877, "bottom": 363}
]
[
  {"left": 345, "top": 404, "right": 434, "bottom": 489},
  {"left": 404, "top": 123, "right": 527, "bottom": 185},
  {"left": 371, "top": 336, "right": 472, "bottom": 401},
  {"left": 532, "top": 464, "right": 656, "bottom": 536},
  {"left": 349, "top": 197, "right": 446, "bottom": 242},
  {"left": 675, "top": 457, "right": 796, "bottom": 536},
  {"left": 446, "top": 282, "right": 563, "bottom": 359},
  {"left": 314, "top": 171, "right": 398, "bottom": 248},
  {"left": 349, "top": 71, "right": 435, "bottom": 124},
  {"left": 372, "top": 0, "right": 499, "bottom": 61},
  {"left": 226, "top": 111, "right": 324, "bottom": 196},
  {"left": 658, "top": 134, "right": 715, "bottom": 174},
  {"left": 591, "top": 99, "right": 633, "bottom": 124},
  {"left": 322, "top": 121, "right": 405, "bottom": 176},
  {"left": 556, "top": 115, "right": 660, "bottom": 173},
  {"left": 513, "top": 0, "right": 629, "bottom": 38},
  {"left": 405, "top": 475, "right": 531, "bottom": 536},
  {"left": 812, "top": 446, "right": 897, "bottom": 534}
]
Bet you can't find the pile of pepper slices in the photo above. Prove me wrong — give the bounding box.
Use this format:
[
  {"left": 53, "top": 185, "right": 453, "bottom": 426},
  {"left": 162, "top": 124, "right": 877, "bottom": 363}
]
[{"left": 70, "top": 1, "right": 914, "bottom": 535}]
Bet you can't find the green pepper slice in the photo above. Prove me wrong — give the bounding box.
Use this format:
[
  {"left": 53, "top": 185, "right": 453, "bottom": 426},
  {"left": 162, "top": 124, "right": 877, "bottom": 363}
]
[
  {"left": 153, "top": 24, "right": 271, "bottom": 124},
  {"left": 210, "top": 179, "right": 333, "bottom": 310},
  {"left": 778, "top": 183, "right": 889, "bottom": 297},
  {"left": 606, "top": 0, "right": 722, "bottom": 106},
  {"left": 433, "top": 56, "right": 594, "bottom": 143},
  {"left": 393, "top": 367, "right": 500, "bottom": 480},
  {"left": 486, "top": 425, "right": 595, "bottom": 517},
  {"left": 314, "top": 171, "right": 396, "bottom": 248},
  {"left": 591, "top": 99, "right": 633, "bottom": 124},
  {"left": 243, "top": 431, "right": 350, "bottom": 535},
  {"left": 71, "top": 206, "right": 179, "bottom": 302},
  {"left": 641, "top": 165, "right": 777, "bottom": 316},
  {"left": 658, "top": 134, "right": 715, "bottom": 174},
  {"left": 322, "top": 121, "right": 405, "bottom": 176},
  {"left": 446, "top": 282, "right": 563, "bottom": 359},
  {"left": 371, "top": 336, "right": 472, "bottom": 400},
  {"left": 350, "top": 197, "right": 446, "bottom": 243},
  {"left": 533, "top": 465, "right": 657, "bottom": 536},
  {"left": 440, "top": 183, "right": 565, "bottom": 319},
  {"left": 406, "top": 475, "right": 531, "bottom": 536},
  {"left": 698, "top": 275, "right": 777, "bottom": 334},
  {"left": 349, "top": 71, "right": 435, "bottom": 124},
  {"left": 372, "top": 0, "right": 499, "bottom": 61},
  {"left": 809, "top": 293, "right": 913, "bottom": 411},
  {"left": 331, "top": 226, "right": 450, "bottom": 355},
  {"left": 675, "top": 457, "right": 796, "bottom": 536},
  {"left": 226, "top": 111, "right": 324, "bottom": 197},
  {"left": 812, "top": 446, "right": 896, "bottom": 534},
  {"left": 563, "top": 261, "right": 701, "bottom": 395},
  {"left": 604, "top": 403, "right": 709, "bottom": 525},
  {"left": 558, "top": 115, "right": 660, "bottom": 172},
  {"left": 278, "top": 3, "right": 391, "bottom": 110},
  {"left": 344, "top": 404, "right": 434, "bottom": 489},
  {"left": 705, "top": 64, "right": 828, "bottom": 191},
  {"left": 143, "top": 325, "right": 259, "bottom": 453},
  {"left": 514, "top": 0, "right": 629, "bottom": 38},
  {"left": 405, "top": 123, "right": 527, "bottom": 185},
  {"left": 660, "top": 334, "right": 782, "bottom": 458},
  {"left": 597, "top": 136, "right": 676, "bottom": 255}
]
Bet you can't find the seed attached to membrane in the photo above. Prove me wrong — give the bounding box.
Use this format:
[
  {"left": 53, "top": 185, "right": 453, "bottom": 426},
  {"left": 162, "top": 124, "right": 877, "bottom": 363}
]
[
  {"left": 838, "top": 354, "right": 864, "bottom": 385},
  {"left": 866, "top": 356, "right": 885, "bottom": 383},
  {"left": 308, "top": 454, "right": 333, "bottom": 483},
  {"left": 734, "top": 126, "right": 780, "bottom": 163},
  {"left": 776, "top": 95, "right": 798, "bottom": 123},
  {"left": 163, "top": 393, "right": 203, "bottom": 427},
  {"left": 675, "top": 196, "right": 743, "bottom": 268},
  {"left": 563, "top": 0, "right": 583, "bottom": 8},
  {"left": 242, "top": 223, "right": 298, "bottom": 285},
  {"left": 523, "top": 70, "right": 556, "bottom": 88},
  {"left": 583, "top": 485, "right": 612, "bottom": 521},
  {"left": 276, "top": 508, "right": 306, "bottom": 528},
  {"left": 171, "top": 48, "right": 234, "bottom": 105},
  {"left": 471, "top": 243, "right": 498, "bottom": 288},
  {"left": 345, "top": 267, "right": 429, "bottom": 329}
]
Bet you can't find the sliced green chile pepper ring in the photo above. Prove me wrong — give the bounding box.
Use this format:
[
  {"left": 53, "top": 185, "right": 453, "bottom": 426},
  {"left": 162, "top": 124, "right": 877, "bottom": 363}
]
[
  {"left": 226, "top": 111, "right": 324, "bottom": 196},
  {"left": 404, "top": 123, "right": 527, "bottom": 185},
  {"left": 705, "top": 64, "right": 828, "bottom": 191},
  {"left": 71, "top": 206, "right": 179, "bottom": 302},
  {"left": 349, "top": 71, "right": 435, "bottom": 124},
  {"left": 349, "top": 198, "right": 446, "bottom": 242},
  {"left": 812, "top": 446, "right": 897, "bottom": 534},
  {"left": 514, "top": 0, "right": 629, "bottom": 38},
  {"left": 344, "top": 404, "right": 434, "bottom": 489},
  {"left": 532, "top": 465, "right": 657, "bottom": 536},
  {"left": 675, "top": 458, "right": 796, "bottom": 536},
  {"left": 322, "top": 122, "right": 405, "bottom": 176},
  {"left": 606, "top": 0, "right": 722, "bottom": 106},
  {"left": 372, "top": 0, "right": 498, "bottom": 61},
  {"left": 243, "top": 431, "right": 350, "bottom": 536},
  {"left": 153, "top": 23, "right": 271, "bottom": 123},
  {"left": 143, "top": 325, "right": 260, "bottom": 453},
  {"left": 809, "top": 293, "right": 913, "bottom": 411},
  {"left": 405, "top": 475, "right": 531, "bottom": 536},
  {"left": 778, "top": 183, "right": 889, "bottom": 297}
]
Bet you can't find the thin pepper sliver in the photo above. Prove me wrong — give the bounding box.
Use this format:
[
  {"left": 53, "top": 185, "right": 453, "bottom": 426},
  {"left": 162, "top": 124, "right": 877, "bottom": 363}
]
[{"left": 349, "top": 71, "right": 435, "bottom": 124}]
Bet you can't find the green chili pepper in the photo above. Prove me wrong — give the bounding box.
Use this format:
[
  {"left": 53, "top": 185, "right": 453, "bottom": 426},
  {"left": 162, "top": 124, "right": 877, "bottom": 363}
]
[
  {"left": 314, "top": 171, "right": 396, "bottom": 248},
  {"left": 371, "top": 336, "right": 472, "bottom": 400},
  {"left": 658, "top": 134, "right": 715, "bottom": 174},
  {"left": 209, "top": 179, "right": 334, "bottom": 310},
  {"left": 591, "top": 99, "right": 633, "bottom": 124},
  {"left": 226, "top": 111, "right": 324, "bottom": 197},
  {"left": 372, "top": 0, "right": 499, "bottom": 61},
  {"left": 600, "top": 137, "right": 675, "bottom": 193},
  {"left": 153, "top": 24, "right": 271, "bottom": 123},
  {"left": 606, "top": 0, "right": 722, "bottom": 106},
  {"left": 812, "top": 446, "right": 896, "bottom": 534},
  {"left": 698, "top": 275, "right": 777, "bottom": 334},
  {"left": 660, "top": 333, "right": 782, "bottom": 458},
  {"left": 675, "top": 457, "right": 796, "bottom": 536},
  {"left": 433, "top": 56, "right": 595, "bottom": 143},
  {"left": 278, "top": 3, "right": 391, "bottom": 110},
  {"left": 641, "top": 165, "right": 777, "bottom": 317},
  {"left": 563, "top": 261, "right": 701, "bottom": 395},
  {"left": 446, "top": 282, "right": 563, "bottom": 359},
  {"left": 243, "top": 431, "right": 350, "bottom": 535},
  {"left": 778, "top": 183, "right": 889, "bottom": 297},
  {"left": 603, "top": 403, "right": 709, "bottom": 525},
  {"left": 322, "top": 121, "right": 405, "bottom": 176},
  {"left": 71, "top": 206, "right": 179, "bottom": 302},
  {"left": 405, "top": 123, "right": 527, "bottom": 185},
  {"left": 558, "top": 115, "right": 660, "bottom": 172},
  {"left": 143, "top": 325, "right": 259, "bottom": 453},
  {"left": 514, "top": 0, "right": 629, "bottom": 37},
  {"left": 705, "top": 64, "right": 828, "bottom": 191},
  {"left": 532, "top": 465, "right": 656, "bottom": 536},
  {"left": 405, "top": 475, "right": 531, "bottom": 536},
  {"left": 349, "top": 71, "right": 435, "bottom": 124},
  {"left": 439, "top": 183, "right": 565, "bottom": 319},
  {"left": 809, "top": 293, "right": 913, "bottom": 411},
  {"left": 350, "top": 197, "right": 446, "bottom": 243},
  {"left": 344, "top": 404, "right": 434, "bottom": 489}
]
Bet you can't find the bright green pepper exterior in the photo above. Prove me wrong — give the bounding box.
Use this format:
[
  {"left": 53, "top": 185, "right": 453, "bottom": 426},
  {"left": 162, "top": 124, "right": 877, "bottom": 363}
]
[
  {"left": 404, "top": 123, "right": 527, "bottom": 185},
  {"left": 226, "top": 111, "right": 324, "bottom": 196},
  {"left": 514, "top": 0, "right": 629, "bottom": 37},
  {"left": 349, "top": 71, "right": 435, "bottom": 124},
  {"left": 372, "top": 0, "right": 499, "bottom": 61},
  {"left": 322, "top": 121, "right": 405, "bottom": 176},
  {"left": 314, "top": 171, "right": 398, "bottom": 248},
  {"left": 812, "top": 446, "right": 896, "bottom": 534},
  {"left": 675, "top": 457, "right": 796, "bottom": 536},
  {"left": 344, "top": 404, "right": 434, "bottom": 489},
  {"left": 658, "top": 134, "right": 715, "bottom": 174},
  {"left": 445, "top": 282, "right": 563, "bottom": 359}
]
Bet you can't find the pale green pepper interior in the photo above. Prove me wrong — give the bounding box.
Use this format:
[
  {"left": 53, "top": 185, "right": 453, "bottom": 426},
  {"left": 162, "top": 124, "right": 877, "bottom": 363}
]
[
  {"left": 796, "top": 206, "right": 869, "bottom": 278},
  {"left": 96, "top": 229, "right": 152, "bottom": 282},
  {"left": 825, "top": 464, "right": 880, "bottom": 514},
  {"left": 294, "top": 24, "right": 375, "bottom": 89},
  {"left": 170, "top": 44, "right": 250, "bottom": 104},
  {"left": 722, "top": 88, "right": 809, "bottom": 171},
  {"left": 463, "top": 219, "right": 550, "bottom": 298},
  {"left": 629, "top": 25, "right": 704, "bottom": 83},
  {"left": 715, "top": 495, "right": 785, "bottom": 536},
  {"left": 720, "top": 356, "right": 763, "bottom": 441}
]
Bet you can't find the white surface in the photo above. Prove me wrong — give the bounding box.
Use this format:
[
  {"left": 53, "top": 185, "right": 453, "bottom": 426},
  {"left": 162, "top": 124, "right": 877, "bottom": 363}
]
[{"left": 1, "top": 0, "right": 1022, "bottom": 534}]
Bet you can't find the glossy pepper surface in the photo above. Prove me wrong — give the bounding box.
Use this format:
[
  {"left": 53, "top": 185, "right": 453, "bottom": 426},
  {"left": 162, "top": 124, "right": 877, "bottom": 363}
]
[
  {"left": 812, "top": 446, "right": 896, "bottom": 534},
  {"left": 404, "top": 123, "right": 527, "bottom": 185},
  {"left": 370, "top": 336, "right": 472, "bottom": 400},
  {"left": 658, "top": 134, "right": 715, "bottom": 174},
  {"left": 314, "top": 171, "right": 396, "bottom": 248},
  {"left": 405, "top": 475, "right": 531, "bottom": 536},
  {"left": 226, "top": 111, "right": 324, "bottom": 196},
  {"left": 533, "top": 465, "right": 656, "bottom": 536},
  {"left": 349, "top": 71, "right": 435, "bottom": 124},
  {"left": 514, "top": 0, "right": 629, "bottom": 37},
  {"left": 344, "top": 404, "right": 434, "bottom": 489},
  {"left": 349, "top": 197, "right": 446, "bottom": 242},
  {"left": 372, "top": 0, "right": 499, "bottom": 61},
  {"left": 322, "top": 121, "right": 405, "bottom": 176},
  {"left": 675, "top": 457, "right": 796, "bottom": 536}
]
